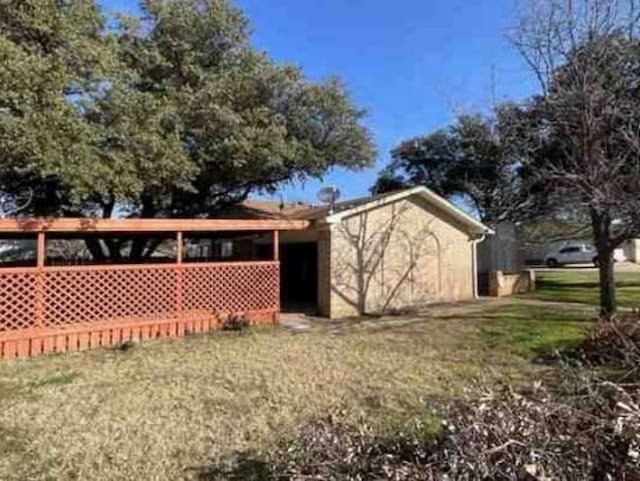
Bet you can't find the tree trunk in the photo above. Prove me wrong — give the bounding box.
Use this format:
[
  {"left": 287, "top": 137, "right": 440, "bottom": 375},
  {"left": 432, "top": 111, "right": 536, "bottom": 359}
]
[
  {"left": 85, "top": 238, "right": 106, "bottom": 262},
  {"left": 590, "top": 208, "right": 616, "bottom": 318},
  {"left": 83, "top": 197, "right": 116, "bottom": 262},
  {"left": 129, "top": 195, "right": 156, "bottom": 261},
  {"left": 597, "top": 247, "right": 616, "bottom": 318}
]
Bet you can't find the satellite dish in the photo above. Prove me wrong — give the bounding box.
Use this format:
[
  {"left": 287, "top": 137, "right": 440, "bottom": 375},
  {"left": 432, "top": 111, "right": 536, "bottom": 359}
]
[{"left": 317, "top": 186, "right": 341, "bottom": 213}]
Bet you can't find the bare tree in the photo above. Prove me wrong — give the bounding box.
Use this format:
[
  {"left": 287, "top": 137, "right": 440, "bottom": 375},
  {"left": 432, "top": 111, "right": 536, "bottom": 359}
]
[{"left": 510, "top": 0, "right": 640, "bottom": 316}]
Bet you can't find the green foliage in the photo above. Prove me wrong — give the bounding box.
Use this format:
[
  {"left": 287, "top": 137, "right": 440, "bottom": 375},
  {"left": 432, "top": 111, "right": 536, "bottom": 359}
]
[
  {"left": 0, "top": 0, "right": 375, "bottom": 222},
  {"left": 0, "top": 0, "right": 118, "bottom": 212},
  {"left": 372, "top": 108, "right": 544, "bottom": 225}
]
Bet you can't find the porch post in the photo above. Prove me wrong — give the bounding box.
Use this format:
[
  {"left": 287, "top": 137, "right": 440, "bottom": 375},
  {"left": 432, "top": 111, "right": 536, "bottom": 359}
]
[
  {"left": 176, "top": 231, "right": 183, "bottom": 264},
  {"left": 37, "top": 232, "right": 45, "bottom": 268},
  {"left": 273, "top": 230, "right": 279, "bottom": 261},
  {"left": 36, "top": 231, "right": 46, "bottom": 328},
  {"left": 175, "top": 231, "right": 184, "bottom": 320},
  {"left": 273, "top": 229, "right": 281, "bottom": 322}
]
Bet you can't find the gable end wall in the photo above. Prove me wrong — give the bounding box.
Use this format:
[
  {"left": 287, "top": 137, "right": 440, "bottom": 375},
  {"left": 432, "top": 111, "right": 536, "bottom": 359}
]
[{"left": 326, "top": 197, "right": 474, "bottom": 318}]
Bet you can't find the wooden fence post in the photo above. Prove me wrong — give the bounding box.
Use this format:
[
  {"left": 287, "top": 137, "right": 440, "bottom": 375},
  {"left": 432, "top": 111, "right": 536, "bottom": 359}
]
[
  {"left": 176, "top": 232, "right": 184, "bottom": 321},
  {"left": 273, "top": 230, "right": 280, "bottom": 321},
  {"left": 36, "top": 231, "right": 45, "bottom": 329},
  {"left": 176, "top": 231, "right": 183, "bottom": 264}
]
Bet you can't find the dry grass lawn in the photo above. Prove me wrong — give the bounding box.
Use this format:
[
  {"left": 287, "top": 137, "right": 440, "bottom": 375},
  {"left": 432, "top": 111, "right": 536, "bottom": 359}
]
[{"left": 0, "top": 300, "right": 593, "bottom": 481}]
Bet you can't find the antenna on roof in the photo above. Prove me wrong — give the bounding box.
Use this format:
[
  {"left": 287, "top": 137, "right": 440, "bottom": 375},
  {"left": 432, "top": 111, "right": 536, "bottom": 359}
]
[{"left": 317, "top": 186, "right": 341, "bottom": 214}]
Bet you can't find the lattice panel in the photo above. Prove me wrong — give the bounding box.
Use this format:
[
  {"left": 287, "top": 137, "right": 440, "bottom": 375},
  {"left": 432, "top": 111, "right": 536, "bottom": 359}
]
[
  {"left": 0, "top": 271, "right": 37, "bottom": 331},
  {"left": 43, "top": 267, "right": 178, "bottom": 328},
  {"left": 183, "top": 262, "right": 279, "bottom": 315},
  {"left": 0, "top": 261, "right": 279, "bottom": 338}
]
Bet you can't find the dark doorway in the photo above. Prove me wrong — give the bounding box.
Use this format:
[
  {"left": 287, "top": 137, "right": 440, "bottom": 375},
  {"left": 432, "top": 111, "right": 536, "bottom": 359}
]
[{"left": 280, "top": 242, "right": 318, "bottom": 312}]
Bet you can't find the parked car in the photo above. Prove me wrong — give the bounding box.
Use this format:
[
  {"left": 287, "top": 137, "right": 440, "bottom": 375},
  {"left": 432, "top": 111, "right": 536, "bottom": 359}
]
[{"left": 544, "top": 243, "right": 626, "bottom": 267}]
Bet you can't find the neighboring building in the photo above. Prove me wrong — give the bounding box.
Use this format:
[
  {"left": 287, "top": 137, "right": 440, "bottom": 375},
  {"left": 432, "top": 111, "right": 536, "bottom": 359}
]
[
  {"left": 622, "top": 239, "right": 640, "bottom": 263},
  {"left": 223, "top": 187, "right": 492, "bottom": 318},
  {"left": 476, "top": 222, "right": 527, "bottom": 296},
  {"left": 477, "top": 222, "right": 523, "bottom": 274}
]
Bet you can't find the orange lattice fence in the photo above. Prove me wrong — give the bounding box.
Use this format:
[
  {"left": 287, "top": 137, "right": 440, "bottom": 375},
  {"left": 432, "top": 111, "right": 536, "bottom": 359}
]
[{"left": 0, "top": 261, "right": 280, "bottom": 359}]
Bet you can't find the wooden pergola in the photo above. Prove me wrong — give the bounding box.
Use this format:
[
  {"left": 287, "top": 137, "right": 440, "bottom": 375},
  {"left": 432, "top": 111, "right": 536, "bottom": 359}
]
[
  {"left": 0, "top": 217, "right": 309, "bottom": 359},
  {"left": 0, "top": 217, "right": 309, "bottom": 263}
]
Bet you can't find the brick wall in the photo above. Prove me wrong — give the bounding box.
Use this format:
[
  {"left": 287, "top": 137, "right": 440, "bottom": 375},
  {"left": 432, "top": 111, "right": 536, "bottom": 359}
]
[{"left": 327, "top": 198, "right": 475, "bottom": 318}]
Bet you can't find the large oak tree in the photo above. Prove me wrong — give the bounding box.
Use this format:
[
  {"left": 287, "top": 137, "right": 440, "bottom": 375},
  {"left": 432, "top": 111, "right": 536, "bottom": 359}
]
[{"left": 0, "top": 0, "right": 375, "bottom": 259}]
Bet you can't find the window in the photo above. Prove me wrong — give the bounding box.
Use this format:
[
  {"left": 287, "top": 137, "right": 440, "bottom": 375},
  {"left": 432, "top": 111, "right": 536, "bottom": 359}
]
[{"left": 559, "top": 246, "right": 580, "bottom": 254}]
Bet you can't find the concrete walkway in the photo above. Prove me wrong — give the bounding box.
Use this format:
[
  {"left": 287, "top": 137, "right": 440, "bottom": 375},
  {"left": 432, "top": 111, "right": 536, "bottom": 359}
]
[
  {"left": 279, "top": 297, "right": 558, "bottom": 332},
  {"left": 278, "top": 294, "right": 633, "bottom": 334}
]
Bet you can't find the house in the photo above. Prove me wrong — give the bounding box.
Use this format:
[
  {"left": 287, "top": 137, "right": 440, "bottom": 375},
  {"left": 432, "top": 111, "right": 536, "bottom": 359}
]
[
  {"left": 222, "top": 187, "right": 492, "bottom": 318},
  {"left": 623, "top": 239, "right": 640, "bottom": 263},
  {"left": 477, "top": 222, "right": 523, "bottom": 275},
  {"left": 0, "top": 190, "right": 490, "bottom": 358}
]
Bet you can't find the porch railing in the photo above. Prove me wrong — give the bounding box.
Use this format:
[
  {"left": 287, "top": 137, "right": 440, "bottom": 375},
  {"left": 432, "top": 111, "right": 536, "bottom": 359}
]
[{"left": 0, "top": 261, "right": 280, "bottom": 358}]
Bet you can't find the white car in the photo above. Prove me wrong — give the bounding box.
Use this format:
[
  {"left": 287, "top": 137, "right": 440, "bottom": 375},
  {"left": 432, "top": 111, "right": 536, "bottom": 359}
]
[{"left": 544, "top": 243, "right": 626, "bottom": 267}]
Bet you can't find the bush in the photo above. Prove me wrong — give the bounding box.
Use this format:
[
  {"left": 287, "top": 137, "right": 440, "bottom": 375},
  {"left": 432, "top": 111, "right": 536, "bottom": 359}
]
[{"left": 221, "top": 314, "right": 251, "bottom": 332}]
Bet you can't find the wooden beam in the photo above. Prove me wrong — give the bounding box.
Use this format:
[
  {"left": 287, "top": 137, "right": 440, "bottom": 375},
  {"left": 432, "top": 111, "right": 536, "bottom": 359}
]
[{"left": 0, "top": 218, "right": 310, "bottom": 234}]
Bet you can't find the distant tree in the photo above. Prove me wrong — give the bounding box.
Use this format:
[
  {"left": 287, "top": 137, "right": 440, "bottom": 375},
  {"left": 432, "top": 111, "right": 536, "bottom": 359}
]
[
  {"left": 372, "top": 107, "right": 545, "bottom": 226},
  {"left": 0, "top": 0, "right": 375, "bottom": 259},
  {"left": 510, "top": 0, "right": 640, "bottom": 317}
]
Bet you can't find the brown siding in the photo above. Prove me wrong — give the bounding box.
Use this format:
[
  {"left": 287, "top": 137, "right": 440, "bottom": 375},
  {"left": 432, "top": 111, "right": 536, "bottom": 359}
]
[
  {"left": 328, "top": 198, "right": 474, "bottom": 318},
  {"left": 317, "top": 228, "right": 332, "bottom": 317}
]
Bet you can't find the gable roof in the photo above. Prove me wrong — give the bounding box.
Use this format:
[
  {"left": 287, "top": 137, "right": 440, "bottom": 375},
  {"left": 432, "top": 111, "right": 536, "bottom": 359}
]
[
  {"left": 322, "top": 187, "right": 492, "bottom": 236},
  {"left": 219, "top": 200, "right": 313, "bottom": 220},
  {"left": 235, "top": 187, "right": 493, "bottom": 236}
]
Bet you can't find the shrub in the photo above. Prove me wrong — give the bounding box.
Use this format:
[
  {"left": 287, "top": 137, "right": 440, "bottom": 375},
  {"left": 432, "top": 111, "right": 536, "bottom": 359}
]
[{"left": 221, "top": 314, "right": 251, "bottom": 332}]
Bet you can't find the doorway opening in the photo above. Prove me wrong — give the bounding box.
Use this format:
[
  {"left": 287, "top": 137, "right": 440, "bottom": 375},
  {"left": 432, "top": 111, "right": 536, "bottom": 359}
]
[{"left": 279, "top": 242, "right": 318, "bottom": 314}]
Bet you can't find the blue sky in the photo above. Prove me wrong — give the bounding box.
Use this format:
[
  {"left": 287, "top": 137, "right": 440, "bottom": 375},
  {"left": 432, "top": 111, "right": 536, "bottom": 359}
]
[{"left": 100, "top": 0, "right": 539, "bottom": 204}]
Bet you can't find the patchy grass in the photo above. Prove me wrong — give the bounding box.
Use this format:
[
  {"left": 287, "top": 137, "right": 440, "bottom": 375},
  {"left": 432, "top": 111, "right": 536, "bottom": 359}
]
[
  {"left": 28, "top": 372, "right": 78, "bottom": 389},
  {"left": 0, "top": 300, "right": 591, "bottom": 481},
  {"left": 529, "top": 268, "right": 640, "bottom": 307},
  {"left": 477, "top": 304, "right": 595, "bottom": 358}
]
